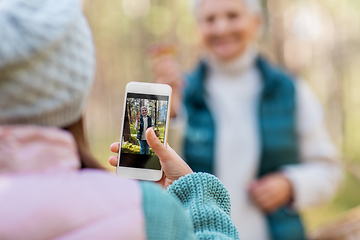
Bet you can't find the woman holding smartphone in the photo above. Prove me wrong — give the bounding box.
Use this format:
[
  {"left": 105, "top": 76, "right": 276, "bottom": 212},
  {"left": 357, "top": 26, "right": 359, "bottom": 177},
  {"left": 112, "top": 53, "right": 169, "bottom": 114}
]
[
  {"left": 0, "top": 0, "right": 239, "bottom": 239},
  {"left": 149, "top": 0, "right": 343, "bottom": 239}
]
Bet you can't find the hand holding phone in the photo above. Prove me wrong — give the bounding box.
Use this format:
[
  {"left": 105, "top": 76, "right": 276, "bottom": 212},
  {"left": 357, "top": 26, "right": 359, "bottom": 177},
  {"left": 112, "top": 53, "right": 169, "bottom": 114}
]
[
  {"left": 110, "top": 128, "right": 193, "bottom": 188},
  {"left": 117, "top": 82, "right": 173, "bottom": 181}
]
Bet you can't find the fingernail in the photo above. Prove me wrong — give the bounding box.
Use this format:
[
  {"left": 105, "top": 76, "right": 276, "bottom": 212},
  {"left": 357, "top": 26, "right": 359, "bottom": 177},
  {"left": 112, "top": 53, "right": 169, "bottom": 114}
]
[{"left": 147, "top": 128, "right": 155, "bottom": 138}]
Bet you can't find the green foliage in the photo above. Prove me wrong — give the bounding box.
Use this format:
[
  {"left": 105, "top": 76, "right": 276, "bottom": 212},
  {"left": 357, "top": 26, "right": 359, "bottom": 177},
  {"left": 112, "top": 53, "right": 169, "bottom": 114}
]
[
  {"left": 129, "top": 135, "right": 138, "bottom": 145},
  {"left": 130, "top": 125, "right": 137, "bottom": 135},
  {"left": 121, "top": 141, "right": 155, "bottom": 155},
  {"left": 332, "top": 172, "right": 360, "bottom": 210},
  {"left": 157, "top": 125, "right": 165, "bottom": 136},
  {"left": 121, "top": 142, "right": 141, "bottom": 154},
  {"left": 154, "top": 125, "right": 166, "bottom": 144}
]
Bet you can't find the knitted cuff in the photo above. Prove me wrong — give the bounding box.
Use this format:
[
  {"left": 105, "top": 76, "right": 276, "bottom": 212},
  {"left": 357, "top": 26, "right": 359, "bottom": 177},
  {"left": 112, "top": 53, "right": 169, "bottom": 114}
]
[
  {"left": 167, "top": 172, "right": 231, "bottom": 214},
  {"left": 167, "top": 173, "right": 239, "bottom": 239}
]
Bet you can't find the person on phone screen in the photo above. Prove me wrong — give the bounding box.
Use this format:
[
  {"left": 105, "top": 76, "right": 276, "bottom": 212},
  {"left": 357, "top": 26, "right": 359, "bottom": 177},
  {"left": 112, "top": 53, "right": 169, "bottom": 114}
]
[
  {"left": 135, "top": 106, "right": 153, "bottom": 154},
  {"left": 149, "top": 0, "right": 343, "bottom": 239}
]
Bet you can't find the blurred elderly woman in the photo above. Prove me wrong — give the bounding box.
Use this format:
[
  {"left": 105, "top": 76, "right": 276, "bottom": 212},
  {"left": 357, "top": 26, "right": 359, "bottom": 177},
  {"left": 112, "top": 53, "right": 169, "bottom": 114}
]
[{"left": 152, "top": 0, "right": 343, "bottom": 239}]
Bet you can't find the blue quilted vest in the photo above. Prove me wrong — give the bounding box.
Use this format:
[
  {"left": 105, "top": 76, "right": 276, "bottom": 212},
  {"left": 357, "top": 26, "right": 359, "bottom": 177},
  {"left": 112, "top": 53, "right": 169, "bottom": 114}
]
[
  {"left": 137, "top": 115, "right": 152, "bottom": 140},
  {"left": 183, "top": 56, "right": 306, "bottom": 240}
]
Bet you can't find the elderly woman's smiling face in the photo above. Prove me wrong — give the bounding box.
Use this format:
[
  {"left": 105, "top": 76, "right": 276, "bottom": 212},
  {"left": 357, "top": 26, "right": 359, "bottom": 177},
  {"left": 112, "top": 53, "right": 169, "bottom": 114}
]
[
  {"left": 197, "top": 0, "right": 261, "bottom": 62},
  {"left": 141, "top": 108, "right": 148, "bottom": 116}
]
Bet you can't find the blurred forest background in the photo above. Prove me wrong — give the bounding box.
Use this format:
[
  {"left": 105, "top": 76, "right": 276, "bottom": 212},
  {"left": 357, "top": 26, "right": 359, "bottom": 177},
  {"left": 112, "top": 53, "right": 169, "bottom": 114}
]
[{"left": 83, "top": 0, "right": 360, "bottom": 233}]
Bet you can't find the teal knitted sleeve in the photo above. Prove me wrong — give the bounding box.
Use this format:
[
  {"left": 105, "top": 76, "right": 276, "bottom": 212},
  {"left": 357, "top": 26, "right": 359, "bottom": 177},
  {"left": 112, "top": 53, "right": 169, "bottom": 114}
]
[
  {"left": 141, "top": 172, "right": 239, "bottom": 240},
  {"left": 140, "top": 181, "right": 194, "bottom": 240}
]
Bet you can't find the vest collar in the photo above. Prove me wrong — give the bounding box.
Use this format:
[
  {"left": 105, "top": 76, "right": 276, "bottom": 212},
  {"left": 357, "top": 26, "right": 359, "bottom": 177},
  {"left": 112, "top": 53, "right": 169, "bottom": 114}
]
[
  {"left": 187, "top": 54, "right": 290, "bottom": 105},
  {"left": 206, "top": 46, "right": 258, "bottom": 76}
]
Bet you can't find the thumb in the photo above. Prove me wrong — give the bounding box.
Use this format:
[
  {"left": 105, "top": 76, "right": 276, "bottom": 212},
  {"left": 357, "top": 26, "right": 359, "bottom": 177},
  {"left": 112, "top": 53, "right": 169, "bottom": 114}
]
[{"left": 146, "top": 128, "right": 169, "bottom": 159}]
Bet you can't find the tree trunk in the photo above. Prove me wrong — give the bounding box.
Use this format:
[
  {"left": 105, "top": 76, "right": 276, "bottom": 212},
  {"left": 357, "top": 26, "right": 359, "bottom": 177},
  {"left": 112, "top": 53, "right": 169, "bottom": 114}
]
[
  {"left": 128, "top": 99, "right": 133, "bottom": 123},
  {"left": 123, "top": 102, "right": 131, "bottom": 142},
  {"left": 155, "top": 100, "right": 158, "bottom": 127}
]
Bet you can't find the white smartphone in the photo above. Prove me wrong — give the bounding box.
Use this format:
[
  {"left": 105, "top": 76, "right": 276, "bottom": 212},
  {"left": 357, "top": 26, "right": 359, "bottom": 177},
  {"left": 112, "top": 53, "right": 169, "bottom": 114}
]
[{"left": 117, "top": 82, "right": 172, "bottom": 181}]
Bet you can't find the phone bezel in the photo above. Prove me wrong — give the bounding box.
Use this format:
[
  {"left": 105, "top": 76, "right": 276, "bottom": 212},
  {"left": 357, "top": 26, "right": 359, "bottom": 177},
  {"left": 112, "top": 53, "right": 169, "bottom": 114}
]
[{"left": 117, "top": 82, "right": 172, "bottom": 181}]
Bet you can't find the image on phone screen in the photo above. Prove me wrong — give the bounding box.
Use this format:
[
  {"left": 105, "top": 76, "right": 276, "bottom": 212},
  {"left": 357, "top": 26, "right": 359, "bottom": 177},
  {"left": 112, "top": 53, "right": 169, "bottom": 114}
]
[{"left": 119, "top": 93, "right": 169, "bottom": 170}]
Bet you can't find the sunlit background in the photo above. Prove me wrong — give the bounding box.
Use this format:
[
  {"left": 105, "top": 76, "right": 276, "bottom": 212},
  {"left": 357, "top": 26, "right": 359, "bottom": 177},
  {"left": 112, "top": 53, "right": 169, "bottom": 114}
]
[{"left": 83, "top": 0, "right": 360, "bottom": 236}]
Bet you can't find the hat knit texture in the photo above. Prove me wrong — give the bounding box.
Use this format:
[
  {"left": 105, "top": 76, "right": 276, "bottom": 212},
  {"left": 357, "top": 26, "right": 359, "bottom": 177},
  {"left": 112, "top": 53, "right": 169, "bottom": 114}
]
[{"left": 0, "top": 0, "right": 95, "bottom": 127}]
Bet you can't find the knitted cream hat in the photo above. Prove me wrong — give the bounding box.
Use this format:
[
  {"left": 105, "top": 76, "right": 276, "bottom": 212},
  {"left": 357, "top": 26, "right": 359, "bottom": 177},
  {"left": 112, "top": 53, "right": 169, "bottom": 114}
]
[{"left": 0, "top": 0, "right": 95, "bottom": 127}]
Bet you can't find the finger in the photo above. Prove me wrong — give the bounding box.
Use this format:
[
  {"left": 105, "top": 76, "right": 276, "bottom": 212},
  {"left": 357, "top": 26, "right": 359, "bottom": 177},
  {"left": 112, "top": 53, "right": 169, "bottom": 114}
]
[
  {"left": 250, "top": 182, "right": 270, "bottom": 197},
  {"left": 250, "top": 184, "right": 275, "bottom": 207},
  {"left": 260, "top": 196, "right": 281, "bottom": 213},
  {"left": 253, "top": 191, "right": 273, "bottom": 205},
  {"left": 251, "top": 185, "right": 271, "bottom": 202},
  {"left": 110, "top": 142, "right": 120, "bottom": 153},
  {"left": 108, "top": 155, "right": 118, "bottom": 167},
  {"left": 145, "top": 128, "right": 170, "bottom": 159},
  {"left": 260, "top": 201, "right": 277, "bottom": 213},
  {"left": 252, "top": 192, "right": 275, "bottom": 211},
  {"left": 251, "top": 188, "right": 282, "bottom": 213}
]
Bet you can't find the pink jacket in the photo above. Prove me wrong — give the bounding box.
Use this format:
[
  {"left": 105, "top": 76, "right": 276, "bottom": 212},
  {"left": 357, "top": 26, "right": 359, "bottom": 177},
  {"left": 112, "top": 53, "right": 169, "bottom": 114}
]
[{"left": 0, "top": 126, "right": 146, "bottom": 240}]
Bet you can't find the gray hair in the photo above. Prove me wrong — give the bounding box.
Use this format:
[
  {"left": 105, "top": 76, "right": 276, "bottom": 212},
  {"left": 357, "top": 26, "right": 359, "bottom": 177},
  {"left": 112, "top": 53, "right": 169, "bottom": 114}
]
[
  {"left": 192, "top": 0, "right": 262, "bottom": 15},
  {"left": 141, "top": 106, "right": 148, "bottom": 111}
]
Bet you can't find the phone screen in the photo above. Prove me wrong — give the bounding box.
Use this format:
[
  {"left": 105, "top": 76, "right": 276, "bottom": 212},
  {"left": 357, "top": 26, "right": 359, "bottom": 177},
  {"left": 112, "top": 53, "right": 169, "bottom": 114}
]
[{"left": 119, "top": 92, "right": 169, "bottom": 170}]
